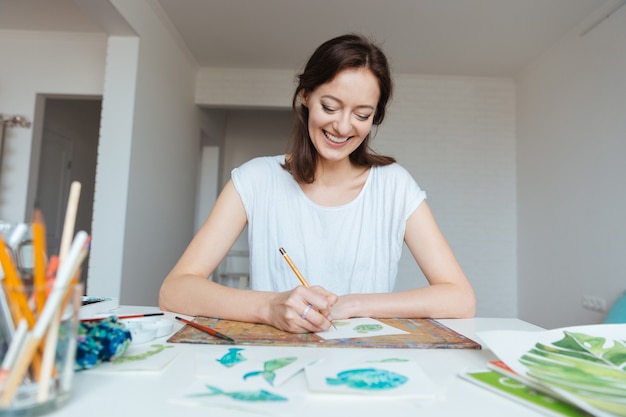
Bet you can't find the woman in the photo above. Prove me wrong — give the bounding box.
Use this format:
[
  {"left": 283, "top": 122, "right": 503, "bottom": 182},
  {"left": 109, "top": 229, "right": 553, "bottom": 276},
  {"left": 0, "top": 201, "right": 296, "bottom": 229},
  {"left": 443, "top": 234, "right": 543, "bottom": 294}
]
[{"left": 159, "top": 34, "right": 476, "bottom": 333}]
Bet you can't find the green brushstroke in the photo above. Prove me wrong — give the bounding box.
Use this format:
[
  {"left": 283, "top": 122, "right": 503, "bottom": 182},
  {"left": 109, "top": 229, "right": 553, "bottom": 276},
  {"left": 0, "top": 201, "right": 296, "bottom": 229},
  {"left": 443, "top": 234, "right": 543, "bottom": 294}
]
[
  {"left": 243, "top": 356, "right": 297, "bottom": 385},
  {"left": 353, "top": 324, "right": 384, "bottom": 334},
  {"left": 112, "top": 344, "right": 173, "bottom": 364}
]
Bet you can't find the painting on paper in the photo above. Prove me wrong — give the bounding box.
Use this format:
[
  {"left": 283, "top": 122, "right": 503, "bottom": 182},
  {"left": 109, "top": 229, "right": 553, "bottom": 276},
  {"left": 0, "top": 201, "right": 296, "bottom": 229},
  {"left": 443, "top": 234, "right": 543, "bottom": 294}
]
[
  {"left": 305, "top": 354, "right": 441, "bottom": 399},
  {"left": 316, "top": 317, "right": 409, "bottom": 340},
  {"left": 479, "top": 323, "right": 626, "bottom": 417}
]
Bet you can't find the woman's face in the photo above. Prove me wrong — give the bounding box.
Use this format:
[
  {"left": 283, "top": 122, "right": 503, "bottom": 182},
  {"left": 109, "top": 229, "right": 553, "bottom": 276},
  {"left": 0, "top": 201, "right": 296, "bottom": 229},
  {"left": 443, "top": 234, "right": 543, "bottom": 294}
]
[{"left": 302, "top": 68, "right": 380, "bottom": 164}]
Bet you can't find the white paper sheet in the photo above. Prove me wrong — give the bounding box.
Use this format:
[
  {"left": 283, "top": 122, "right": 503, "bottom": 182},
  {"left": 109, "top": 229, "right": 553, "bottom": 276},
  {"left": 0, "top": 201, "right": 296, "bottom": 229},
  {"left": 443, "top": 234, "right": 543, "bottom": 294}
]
[
  {"left": 315, "top": 317, "right": 409, "bottom": 340},
  {"left": 305, "top": 354, "right": 442, "bottom": 399}
]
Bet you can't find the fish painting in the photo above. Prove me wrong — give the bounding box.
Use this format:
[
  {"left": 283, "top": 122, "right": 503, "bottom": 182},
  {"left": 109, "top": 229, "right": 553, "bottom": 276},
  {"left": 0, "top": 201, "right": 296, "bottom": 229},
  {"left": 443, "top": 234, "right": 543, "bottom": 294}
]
[
  {"left": 217, "top": 347, "right": 247, "bottom": 368},
  {"left": 326, "top": 368, "right": 408, "bottom": 390},
  {"left": 188, "top": 385, "right": 288, "bottom": 402},
  {"left": 243, "top": 356, "right": 298, "bottom": 385},
  {"left": 353, "top": 324, "right": 384, "bottom": 334}
]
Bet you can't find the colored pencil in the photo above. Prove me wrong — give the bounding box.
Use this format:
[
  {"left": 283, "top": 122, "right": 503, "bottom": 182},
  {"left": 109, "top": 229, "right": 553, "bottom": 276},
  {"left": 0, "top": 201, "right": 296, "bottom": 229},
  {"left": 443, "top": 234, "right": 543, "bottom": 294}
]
[
  {"left": 175, "top": 316, "right": 235, "bottom": 343},
  {"left": 59, "top": 181, "right": 81, "bottom": 264},
  {"left": 32, "top": 221, "right": 47, "bottom": 315},
  {"left": 278, "top": 247, "right": 310, "bottom": 287},
  {"left": 1, "top": 231, "right": 88, "bottom": 406},
  {"left": 0, "top": 234, "right": 35, "bottom": 328},
  {"left": 278, "top": 247, "right": 336, "bottom": 329}
]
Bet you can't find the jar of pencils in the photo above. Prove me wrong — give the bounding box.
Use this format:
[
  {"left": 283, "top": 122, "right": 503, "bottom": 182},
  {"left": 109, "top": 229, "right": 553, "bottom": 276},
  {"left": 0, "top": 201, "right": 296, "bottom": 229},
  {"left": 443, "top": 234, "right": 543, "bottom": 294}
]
[{"left": 0, "top": 282, "right": 83, "bottom": 416}]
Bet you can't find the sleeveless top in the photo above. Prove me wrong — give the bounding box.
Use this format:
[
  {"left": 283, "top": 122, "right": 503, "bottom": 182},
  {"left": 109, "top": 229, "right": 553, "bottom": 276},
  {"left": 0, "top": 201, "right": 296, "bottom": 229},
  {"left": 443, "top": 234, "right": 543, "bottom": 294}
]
[{"left": 231, "top": 155, "right": 426, "bottom": 295}]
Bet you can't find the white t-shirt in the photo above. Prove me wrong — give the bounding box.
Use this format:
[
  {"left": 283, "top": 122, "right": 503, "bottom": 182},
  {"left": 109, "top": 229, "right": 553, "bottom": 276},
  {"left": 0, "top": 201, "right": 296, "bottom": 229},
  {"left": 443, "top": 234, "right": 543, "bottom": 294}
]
[{"left": 231, "top": 155, "right": 426, "bottom": 295}]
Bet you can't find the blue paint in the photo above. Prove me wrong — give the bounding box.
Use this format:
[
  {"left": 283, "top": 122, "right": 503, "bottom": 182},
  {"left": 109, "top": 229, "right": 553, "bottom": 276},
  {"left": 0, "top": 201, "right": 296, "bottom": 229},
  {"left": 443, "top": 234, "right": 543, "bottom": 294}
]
[
  {"left": 326, "top": 368, "right": 408, "bottom": 390},
  {"left": 216, "top": 347, "right": 246, "bottom": 367},
  {"left": 189, "top": 385, "right": 288, "bottom": 402}
]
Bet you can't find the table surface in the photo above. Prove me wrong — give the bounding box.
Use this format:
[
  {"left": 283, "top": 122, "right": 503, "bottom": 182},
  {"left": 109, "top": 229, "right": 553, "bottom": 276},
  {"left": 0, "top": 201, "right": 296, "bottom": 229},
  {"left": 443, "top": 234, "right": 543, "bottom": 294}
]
[{"left": 50, "top": 306, "right": 545, "bottom": 417}]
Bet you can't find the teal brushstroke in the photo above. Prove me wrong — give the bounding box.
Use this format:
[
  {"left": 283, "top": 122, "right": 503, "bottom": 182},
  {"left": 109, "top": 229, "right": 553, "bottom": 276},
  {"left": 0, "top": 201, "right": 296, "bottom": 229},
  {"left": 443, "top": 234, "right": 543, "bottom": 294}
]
[
  {"left": 217, "top": 347, "right": 247, "bottom": 367},
  {"left": 326, "top": 367, "right": 408, "bottom": 390},
  {"left": 188, "top": 385, "right": 288, "bottom": 402}
]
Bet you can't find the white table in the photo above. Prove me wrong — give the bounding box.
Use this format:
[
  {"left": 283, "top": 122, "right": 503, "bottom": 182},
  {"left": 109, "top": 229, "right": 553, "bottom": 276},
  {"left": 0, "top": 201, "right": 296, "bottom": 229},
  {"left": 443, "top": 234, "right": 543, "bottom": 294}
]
[{"left": 50, "top": 307, "right": 544, "bottom": 417}]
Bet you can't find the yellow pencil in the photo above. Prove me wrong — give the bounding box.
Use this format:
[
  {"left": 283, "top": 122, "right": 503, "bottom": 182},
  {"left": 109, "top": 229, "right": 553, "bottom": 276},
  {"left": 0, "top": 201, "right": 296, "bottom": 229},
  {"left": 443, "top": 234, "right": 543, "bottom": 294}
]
[
  {"left": 278, "top": 247, "right": 336, "bottom": 329},
  {"left": 278, "top": 247, "right": 310, "bottom": 288}
]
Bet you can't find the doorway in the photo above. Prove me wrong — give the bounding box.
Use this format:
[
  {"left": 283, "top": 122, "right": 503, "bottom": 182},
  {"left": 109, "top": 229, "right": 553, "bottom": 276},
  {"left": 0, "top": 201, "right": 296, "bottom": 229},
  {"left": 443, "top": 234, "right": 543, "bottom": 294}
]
[{"left": 31, "top": 96, "right": 101, "bottom": 288}]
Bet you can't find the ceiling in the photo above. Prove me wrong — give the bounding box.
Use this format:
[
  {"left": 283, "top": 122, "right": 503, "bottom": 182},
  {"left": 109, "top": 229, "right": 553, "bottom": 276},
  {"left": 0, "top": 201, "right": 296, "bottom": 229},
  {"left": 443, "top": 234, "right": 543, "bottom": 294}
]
[{"left": 0, "top": 0, "right": 616, "bottom": 77}]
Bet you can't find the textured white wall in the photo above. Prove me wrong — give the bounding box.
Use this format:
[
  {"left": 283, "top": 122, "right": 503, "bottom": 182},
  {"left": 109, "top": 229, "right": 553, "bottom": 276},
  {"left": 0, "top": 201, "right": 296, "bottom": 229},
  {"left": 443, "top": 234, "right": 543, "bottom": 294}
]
[
  {"left": 381, "top": 75, "right": 517, "bottom": 318},
  {"left": 516, "top": 4, "right": 626, "bottom": 328}
]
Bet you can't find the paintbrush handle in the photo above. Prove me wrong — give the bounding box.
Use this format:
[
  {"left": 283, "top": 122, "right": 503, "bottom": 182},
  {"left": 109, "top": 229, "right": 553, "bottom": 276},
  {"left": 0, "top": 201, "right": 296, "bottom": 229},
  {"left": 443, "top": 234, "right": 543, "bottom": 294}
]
[{"left": 175, "top": 316, "right": 234, "bottom": 343}]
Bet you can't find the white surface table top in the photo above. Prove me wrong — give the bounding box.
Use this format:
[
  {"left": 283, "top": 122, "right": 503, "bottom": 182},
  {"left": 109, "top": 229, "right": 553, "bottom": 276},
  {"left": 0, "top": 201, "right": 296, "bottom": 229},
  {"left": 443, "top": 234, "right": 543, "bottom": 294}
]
[{"left": 48, "top": 306, "right": 545, "bottom": 417}]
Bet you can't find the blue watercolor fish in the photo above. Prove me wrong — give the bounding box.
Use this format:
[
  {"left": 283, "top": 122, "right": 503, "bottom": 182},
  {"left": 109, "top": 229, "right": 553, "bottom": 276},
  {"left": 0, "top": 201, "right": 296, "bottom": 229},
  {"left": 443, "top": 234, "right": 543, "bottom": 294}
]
[
  {"left": 243, "top": 356, "right": 298, "bottom": 385},
  {"left": 216, "top": 347, "right": 247, "bottom": 367},
  {"left": 326, "top": 368, "right": 408, "bottom": 390},
  {"left": 189, "top": 385, "right": 287, "bottom": 402}
]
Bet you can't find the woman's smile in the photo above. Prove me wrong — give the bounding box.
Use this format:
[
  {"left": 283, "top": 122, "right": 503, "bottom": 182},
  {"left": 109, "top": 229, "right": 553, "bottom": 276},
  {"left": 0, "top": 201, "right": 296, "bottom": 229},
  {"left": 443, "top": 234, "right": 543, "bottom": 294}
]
[{"left": 324, "top": 130, "right": 351, "bottom": 144}]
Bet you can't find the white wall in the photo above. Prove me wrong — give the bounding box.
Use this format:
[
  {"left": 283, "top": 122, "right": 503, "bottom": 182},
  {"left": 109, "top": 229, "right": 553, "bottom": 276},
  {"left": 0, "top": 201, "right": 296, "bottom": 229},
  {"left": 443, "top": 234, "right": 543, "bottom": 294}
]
[
  {"left": 0, "top": 30, "right": 106, "bottom": 222},
  {"left": 99, "top": 1, "right": 200, "bottom": 306},
  {"left": 87, "top": 35, "right": 139, "bottom": 301},
  {"left": 221, "top": 109, "right": 292, "bottom": 187},
  {"left": 220, "top": 109, "right": 293, "bottom": 253},
  {"left": 516, "top": 4, "right": 626, "bottom": 329},
  {"left": 380, "top": 75, "right": 517, "bottom": 317}
]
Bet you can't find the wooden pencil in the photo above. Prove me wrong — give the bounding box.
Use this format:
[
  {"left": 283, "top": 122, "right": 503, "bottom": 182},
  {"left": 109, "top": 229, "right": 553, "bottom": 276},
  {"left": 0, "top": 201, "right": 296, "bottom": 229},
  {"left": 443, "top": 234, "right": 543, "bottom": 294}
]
[
  {"left": 278, "top": 247, "right": 310, "bottom": 287},
  {"left": 278, "top": 247, "right": 336, "bottom": 329},
  {"left": 0, "top": 231, "right": 88, "bottom": 406}
]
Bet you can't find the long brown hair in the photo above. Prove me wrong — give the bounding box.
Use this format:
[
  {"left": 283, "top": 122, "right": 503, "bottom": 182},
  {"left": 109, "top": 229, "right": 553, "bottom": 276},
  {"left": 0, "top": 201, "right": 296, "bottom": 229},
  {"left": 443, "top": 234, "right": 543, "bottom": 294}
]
[{"left": 283, "top": 34, "right": 395, "bottom": 184}]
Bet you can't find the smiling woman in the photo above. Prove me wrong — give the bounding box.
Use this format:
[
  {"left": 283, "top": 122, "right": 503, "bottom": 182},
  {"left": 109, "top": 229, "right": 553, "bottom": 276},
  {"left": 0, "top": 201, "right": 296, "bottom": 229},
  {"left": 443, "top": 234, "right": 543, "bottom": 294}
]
[{"left": 159, "top": 33, "right": 476, "bottom": 334}]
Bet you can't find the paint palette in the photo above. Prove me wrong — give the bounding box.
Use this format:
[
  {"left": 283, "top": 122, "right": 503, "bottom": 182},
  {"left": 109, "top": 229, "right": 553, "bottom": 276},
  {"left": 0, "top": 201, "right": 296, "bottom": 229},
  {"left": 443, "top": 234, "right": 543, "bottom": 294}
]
[{"left": 121, "top": 317, "right": 173, "bottom": 344}]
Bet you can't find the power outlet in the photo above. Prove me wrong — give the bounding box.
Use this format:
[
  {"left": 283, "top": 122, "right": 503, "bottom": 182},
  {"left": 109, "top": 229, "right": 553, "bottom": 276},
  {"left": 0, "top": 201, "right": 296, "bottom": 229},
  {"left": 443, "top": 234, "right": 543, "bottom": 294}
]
[{"left": 581, "top": 295, "right": 607, "bottom": 313}]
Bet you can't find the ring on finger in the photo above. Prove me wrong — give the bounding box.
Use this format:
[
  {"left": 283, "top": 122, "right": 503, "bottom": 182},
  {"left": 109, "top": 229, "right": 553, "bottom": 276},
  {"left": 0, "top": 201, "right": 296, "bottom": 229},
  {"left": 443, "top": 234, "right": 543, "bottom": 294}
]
[{"left": 301, "top": 304, "right": 313, "bottom": 320}]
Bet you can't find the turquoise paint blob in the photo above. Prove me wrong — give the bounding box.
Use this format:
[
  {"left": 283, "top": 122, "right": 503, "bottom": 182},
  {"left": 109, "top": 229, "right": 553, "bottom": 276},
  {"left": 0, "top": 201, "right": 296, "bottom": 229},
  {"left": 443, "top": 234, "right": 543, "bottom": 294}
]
[
  {"left": 217, "top": 347, "right": 247, "bottom": 367},
  {"left": 326, "top": 368, "right": 408, "bottom": 390}
]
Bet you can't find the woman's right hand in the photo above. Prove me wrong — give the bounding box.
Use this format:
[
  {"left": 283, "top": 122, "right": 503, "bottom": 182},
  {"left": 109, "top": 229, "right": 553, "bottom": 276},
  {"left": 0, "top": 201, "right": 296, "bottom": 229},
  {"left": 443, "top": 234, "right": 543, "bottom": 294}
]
[{"left": 266, "top": 285, "right": 337, "bottom": 333}]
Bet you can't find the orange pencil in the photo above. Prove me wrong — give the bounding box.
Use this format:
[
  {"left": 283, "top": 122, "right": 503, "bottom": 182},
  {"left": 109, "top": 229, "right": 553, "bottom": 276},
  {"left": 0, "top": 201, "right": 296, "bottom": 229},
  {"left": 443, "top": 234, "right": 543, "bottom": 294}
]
[
  {"left": 32, "top": 222, "right": 48, "bottom": 315},
  {"left": 0, "top": 235, "right": 35, "bottom": 328}
]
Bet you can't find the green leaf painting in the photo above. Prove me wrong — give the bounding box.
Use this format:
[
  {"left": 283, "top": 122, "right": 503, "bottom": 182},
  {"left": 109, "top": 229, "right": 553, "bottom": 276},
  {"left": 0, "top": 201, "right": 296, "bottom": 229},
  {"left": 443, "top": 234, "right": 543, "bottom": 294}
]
[{"left": 520, "top": 331, "right": 626, "bottom": 416}]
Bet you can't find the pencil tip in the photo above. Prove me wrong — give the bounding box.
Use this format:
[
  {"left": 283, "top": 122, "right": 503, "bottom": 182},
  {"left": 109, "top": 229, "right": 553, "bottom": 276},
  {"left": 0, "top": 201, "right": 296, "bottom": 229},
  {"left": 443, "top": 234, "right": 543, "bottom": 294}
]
[{"left": 279, "top": 247, "right": 286, "bottom": 255}]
